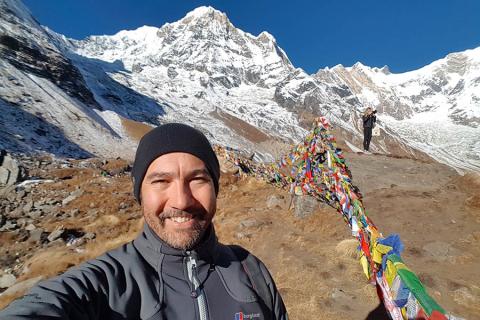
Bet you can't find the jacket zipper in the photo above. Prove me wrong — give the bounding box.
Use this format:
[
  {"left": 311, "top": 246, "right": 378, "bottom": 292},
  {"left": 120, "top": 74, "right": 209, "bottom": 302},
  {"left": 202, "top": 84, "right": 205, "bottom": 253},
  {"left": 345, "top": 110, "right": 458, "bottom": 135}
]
[{"left": 186, "top": 252, "right": 209, "bottom": 320}]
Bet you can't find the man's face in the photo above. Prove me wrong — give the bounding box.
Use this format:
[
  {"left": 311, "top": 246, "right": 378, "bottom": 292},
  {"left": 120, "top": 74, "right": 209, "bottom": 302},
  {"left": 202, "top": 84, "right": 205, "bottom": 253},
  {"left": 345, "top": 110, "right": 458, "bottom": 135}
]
[{"left": 141, "top": 152, "right": 217, "bottom": 250}]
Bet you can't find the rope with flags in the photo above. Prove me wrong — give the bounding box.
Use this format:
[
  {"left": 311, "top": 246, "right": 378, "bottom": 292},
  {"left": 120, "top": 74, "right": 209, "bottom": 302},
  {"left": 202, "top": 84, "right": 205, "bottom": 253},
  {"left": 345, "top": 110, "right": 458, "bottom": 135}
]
[{"left": 225, "top": 117, "right": 460, "bottom": 320}]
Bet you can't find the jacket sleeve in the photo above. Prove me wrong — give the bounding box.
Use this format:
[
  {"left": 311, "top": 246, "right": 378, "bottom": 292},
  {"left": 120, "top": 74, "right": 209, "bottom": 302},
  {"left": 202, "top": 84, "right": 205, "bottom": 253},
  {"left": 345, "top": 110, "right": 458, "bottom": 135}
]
[
  {"left": 258, "top": 261, "right": 289, "bottom": 320},
  {"left": 0, "top": 261, "right": 109, "bottom": 320},
  {"left": 362, "top": 115, "right": 368, "bottom": 124}
]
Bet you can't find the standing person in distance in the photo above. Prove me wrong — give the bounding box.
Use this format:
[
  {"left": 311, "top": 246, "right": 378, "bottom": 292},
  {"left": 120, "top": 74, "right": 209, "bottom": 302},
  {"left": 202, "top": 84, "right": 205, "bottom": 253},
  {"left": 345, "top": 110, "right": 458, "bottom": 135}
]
[{"left": 362, "top": 107, "right": 377, "bottom": 152}]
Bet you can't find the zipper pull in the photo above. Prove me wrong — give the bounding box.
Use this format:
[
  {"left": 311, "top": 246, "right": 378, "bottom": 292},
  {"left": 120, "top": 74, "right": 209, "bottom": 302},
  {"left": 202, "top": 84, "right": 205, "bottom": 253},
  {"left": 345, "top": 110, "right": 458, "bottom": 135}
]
[{"left": 188, "top": 255, "right": 200, "bottom": 298}]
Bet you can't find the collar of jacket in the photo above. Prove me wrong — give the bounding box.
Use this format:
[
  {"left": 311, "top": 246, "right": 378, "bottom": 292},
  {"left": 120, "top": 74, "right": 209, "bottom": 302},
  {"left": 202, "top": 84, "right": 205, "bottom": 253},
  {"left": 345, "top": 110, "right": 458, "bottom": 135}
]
[{"left": 133, "top": 222, "right": 219, "bottom": 268}]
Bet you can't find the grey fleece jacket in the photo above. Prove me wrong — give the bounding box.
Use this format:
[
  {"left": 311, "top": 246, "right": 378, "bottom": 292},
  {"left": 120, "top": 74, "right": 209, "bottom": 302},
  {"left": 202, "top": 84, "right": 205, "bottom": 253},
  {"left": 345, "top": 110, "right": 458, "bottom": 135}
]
[{"left": 0, "top": 224, "right": 288, "bottom": 320}]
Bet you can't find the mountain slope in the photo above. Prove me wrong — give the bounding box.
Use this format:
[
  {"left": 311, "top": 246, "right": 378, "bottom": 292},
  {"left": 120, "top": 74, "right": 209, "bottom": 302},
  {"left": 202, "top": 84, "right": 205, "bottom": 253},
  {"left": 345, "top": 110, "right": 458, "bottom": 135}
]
[{"left": 0, "top": 0, "right": 141, "bottom": 158}]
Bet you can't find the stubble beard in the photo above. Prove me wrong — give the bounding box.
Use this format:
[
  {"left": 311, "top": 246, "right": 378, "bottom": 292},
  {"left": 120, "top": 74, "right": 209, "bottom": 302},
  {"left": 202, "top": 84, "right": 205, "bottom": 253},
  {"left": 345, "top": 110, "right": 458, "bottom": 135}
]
[{"left": 143, "top": 207, "right": 211, "bottom": 250}]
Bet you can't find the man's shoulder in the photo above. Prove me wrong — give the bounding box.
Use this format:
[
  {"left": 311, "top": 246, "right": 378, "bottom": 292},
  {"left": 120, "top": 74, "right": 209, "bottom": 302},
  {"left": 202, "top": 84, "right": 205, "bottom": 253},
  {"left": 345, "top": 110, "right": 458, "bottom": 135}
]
[
  {"left": 217, "top": 243, "right": 258, "bottom": 263},
  {"left": 68, "top": 241, "right": 139, "bottom": 275},
  {"left": 218, "top": 244, "right": 271, "bottom": 281}
]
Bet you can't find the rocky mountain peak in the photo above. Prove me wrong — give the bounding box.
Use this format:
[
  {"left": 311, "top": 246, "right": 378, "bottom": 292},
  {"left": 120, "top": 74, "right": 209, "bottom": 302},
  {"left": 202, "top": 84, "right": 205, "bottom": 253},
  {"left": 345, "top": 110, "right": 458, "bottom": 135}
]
[
  {"left": 257, "top": 31, "right": 276, "bottom": 43},
  {"left": 374, "top": 65, "right": 390, "bottom": 75},
  {"left": 177, "top": 6, "right": 236, "bottom": 39},
  {"left": 182, "top": 6, "right": 229, "bottom": 23}
]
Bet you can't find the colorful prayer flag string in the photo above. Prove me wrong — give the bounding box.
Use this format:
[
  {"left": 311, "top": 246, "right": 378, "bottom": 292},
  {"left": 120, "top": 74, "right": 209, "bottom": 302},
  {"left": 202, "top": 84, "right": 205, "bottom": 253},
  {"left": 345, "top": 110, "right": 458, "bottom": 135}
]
[{"left": 224, "top": 117, "right": 461, "bottom": 320}]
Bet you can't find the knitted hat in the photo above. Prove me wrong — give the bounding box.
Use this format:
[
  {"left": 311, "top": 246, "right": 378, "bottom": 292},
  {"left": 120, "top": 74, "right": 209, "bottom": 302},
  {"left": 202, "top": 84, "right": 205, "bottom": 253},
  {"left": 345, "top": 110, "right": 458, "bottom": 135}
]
[{"left": 132, "top": 123, "right": 220, "bottom": 202}]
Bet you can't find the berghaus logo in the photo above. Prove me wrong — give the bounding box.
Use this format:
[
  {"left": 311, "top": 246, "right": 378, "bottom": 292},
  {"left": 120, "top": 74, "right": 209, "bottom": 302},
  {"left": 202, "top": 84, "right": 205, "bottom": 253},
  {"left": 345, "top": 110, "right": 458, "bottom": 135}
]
[{"left": 235, "top": 312, "right": 261, "bottom": 320}]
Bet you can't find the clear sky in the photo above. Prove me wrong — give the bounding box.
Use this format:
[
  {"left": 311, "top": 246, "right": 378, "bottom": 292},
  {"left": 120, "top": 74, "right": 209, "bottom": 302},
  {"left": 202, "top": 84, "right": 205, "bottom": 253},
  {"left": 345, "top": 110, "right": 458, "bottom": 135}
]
[{"left": 23, "top": 0, "right": 480, "bottom": 74}]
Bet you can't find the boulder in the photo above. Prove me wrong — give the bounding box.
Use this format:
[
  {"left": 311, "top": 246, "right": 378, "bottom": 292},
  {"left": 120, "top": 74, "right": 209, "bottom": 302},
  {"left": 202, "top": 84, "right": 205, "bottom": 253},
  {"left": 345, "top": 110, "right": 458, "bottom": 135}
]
[
  {"left": 266, "top": 194, "right": 285, "bottom": 209},
  {"left": 240, "top": 219, "right": 266, "bottom": 228},
  {"left": 423, "top": 241, "right": 459, "bottom": 262},
  {"left": 0, "top": 273, "right": 16, "bottom": 289},
  {"left": 1, "top": 276, "right": 44, "bottom": 297},
  {"left": 62, "top": 189, "right": 84, "bottom": 206},
  {"left": 293, "top": 195, "right": 319, "bottom": 218},
  {"left": 0, "top": 153, "right": 25, "bottom": 187},
  {"left": 47, "top": 227, "right": 65, "bottom": 242},
  {"left": 28, "top": 228, "right": 45, "bottom": 243}
]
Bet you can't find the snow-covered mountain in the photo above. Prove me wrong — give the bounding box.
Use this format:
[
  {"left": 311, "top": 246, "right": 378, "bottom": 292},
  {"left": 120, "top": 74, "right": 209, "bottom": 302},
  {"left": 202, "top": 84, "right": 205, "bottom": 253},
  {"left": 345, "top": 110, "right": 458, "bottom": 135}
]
[{"left": 1, "top": 0, "right": 479, "bottom": 172}]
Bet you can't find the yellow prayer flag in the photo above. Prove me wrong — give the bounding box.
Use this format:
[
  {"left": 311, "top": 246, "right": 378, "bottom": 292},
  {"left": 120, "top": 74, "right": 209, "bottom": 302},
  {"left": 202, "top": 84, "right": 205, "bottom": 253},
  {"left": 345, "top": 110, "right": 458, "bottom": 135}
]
[
  {"left": 360, "top": 255, "right": 370, "bottom": 279},
  {"left": 372, "top": 243, "right": 392, "bottom": 265},
  {"left": 385, "top": 260, "right": 397, "bottom": 287}
]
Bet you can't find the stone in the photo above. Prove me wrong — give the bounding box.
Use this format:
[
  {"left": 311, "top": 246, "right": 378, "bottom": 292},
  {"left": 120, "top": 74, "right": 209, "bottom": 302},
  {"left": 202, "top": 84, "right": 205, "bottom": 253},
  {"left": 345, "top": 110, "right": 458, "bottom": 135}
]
[
  {"left": 25, "top": 223, "right": 36, "bottom": 231},
  {"left": 16, "top": 218, "right": 30, "bottom": 228},
  {"left": 0, "top": 154, "right": 24, "bottom": 187},
  {"left": 23, "top": 199, "right": 34, "bottom": 214},
  {"left": 28, "top": 228, "right": 44, "bottom": 243},
  {"left": 423, "top": 241, "right": 459, "bottom": 262},
  {"left": 7, "top": 207, "right": 23, "bottom": 218},
  {"left": 28, "top": 210, "right": 43, "bottom": 219},
  {"left": 0, "top": 273, "right": 17, "bottom": 289},
  {"left": 62, "top": 189, "right": 84, "bottom": 206},
  {"left": 47, "top": 198, "right": 60, "bottom": 205},
  {"left": 0, "top": 185, "right": 16, "bottom": 199},
  {"left": 1, "top": 276, "right": 44, "bottom": 297},
  {"left": 6, "top": 190, "right": 17, "bottom": 202},
  {"left": 37, "top": 204, "right": 54, "bottom": 213},
  {"left": 0, "top": 167, "right": 10, "bottom": 186},
  {"left": 47, "top": 238, "right": 64, "bottom": 247},
  {"left": 68, "top": 208, "right": 79, "bottom": 218},
  {"left": 67, "top": 237, "right": 86, "bottom": 247},
  {"left": 453, "top": 287, "right": 479, "bottom": 307},
  {"left": 234, "top": 231, "right": 252, "bottom": 239},
  {"left": 266, "top": 194, "right": 284, "bottom": 209},
  {"left": 84, "top": 232, "right": 96, "bottom": 240},
  {"left": 293, "top": 195, "right": 319, "bottom": 218},
  {"left": 240, "top": 219, "right": 265, "bottom": 228},
  {"left": 0, "top": 219, "right": 17, "bottom": 231},
  {"left": 47, "top": 227, "right": 65, "bottom": 242},
  {"left": 16, "top": 189, "right": 26, "bottom": 201},
  {"left": 33, "top": 199, "right": 44, "bottom": 207}
]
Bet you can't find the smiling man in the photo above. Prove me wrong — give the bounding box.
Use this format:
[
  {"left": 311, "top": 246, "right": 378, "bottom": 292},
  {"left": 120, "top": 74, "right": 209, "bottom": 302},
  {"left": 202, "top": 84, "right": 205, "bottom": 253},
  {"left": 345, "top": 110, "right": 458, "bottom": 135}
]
[{"left": 0, "top": 123, "right": 288, "bottom": 320}]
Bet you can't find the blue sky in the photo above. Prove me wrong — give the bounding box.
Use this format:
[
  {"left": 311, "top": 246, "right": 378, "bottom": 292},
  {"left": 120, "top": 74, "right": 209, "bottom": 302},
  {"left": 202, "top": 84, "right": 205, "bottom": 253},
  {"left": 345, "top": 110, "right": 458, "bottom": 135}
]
[{"left": 24, "top": 0, "right": 480, "bottom": 74}]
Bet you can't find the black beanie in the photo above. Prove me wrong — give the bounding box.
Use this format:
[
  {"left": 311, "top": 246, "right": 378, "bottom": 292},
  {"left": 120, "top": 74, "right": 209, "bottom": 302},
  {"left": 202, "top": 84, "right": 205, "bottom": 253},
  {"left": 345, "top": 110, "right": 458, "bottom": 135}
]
[{"left": 132, "top": 123, "right": 220, "bottom": 202}]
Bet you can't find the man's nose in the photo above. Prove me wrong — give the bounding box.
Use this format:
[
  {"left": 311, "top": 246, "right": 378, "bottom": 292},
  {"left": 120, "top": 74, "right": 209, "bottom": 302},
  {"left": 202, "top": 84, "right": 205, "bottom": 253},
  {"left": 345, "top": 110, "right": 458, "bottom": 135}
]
[{"left": 170, "top": 181, "right": 195, "bottom": 210}]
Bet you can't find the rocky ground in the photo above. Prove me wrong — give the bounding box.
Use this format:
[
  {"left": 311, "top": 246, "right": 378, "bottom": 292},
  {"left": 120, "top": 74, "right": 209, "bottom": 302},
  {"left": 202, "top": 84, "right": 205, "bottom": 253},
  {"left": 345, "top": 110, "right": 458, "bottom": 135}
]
[{"left": 0, "top": 151, "right": 479, "bottom": 319}]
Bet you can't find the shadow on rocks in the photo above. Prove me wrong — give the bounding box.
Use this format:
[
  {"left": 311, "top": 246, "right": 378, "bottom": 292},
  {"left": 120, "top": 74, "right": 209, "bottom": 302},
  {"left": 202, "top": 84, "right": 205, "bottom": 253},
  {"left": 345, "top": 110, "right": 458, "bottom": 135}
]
[{"left": 365, "top": 302, "right": 390, "bottom": 320}]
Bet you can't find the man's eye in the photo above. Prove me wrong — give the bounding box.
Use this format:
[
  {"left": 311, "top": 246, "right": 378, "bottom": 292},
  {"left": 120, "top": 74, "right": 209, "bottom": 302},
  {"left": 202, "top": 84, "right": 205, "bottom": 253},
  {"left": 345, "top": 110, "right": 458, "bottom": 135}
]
[
  {"left": 192, "top": 176, "right": 210, "bottom": 183},
  {"left": 152, "top": 179, "right": 167, "bottom": 184}
]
